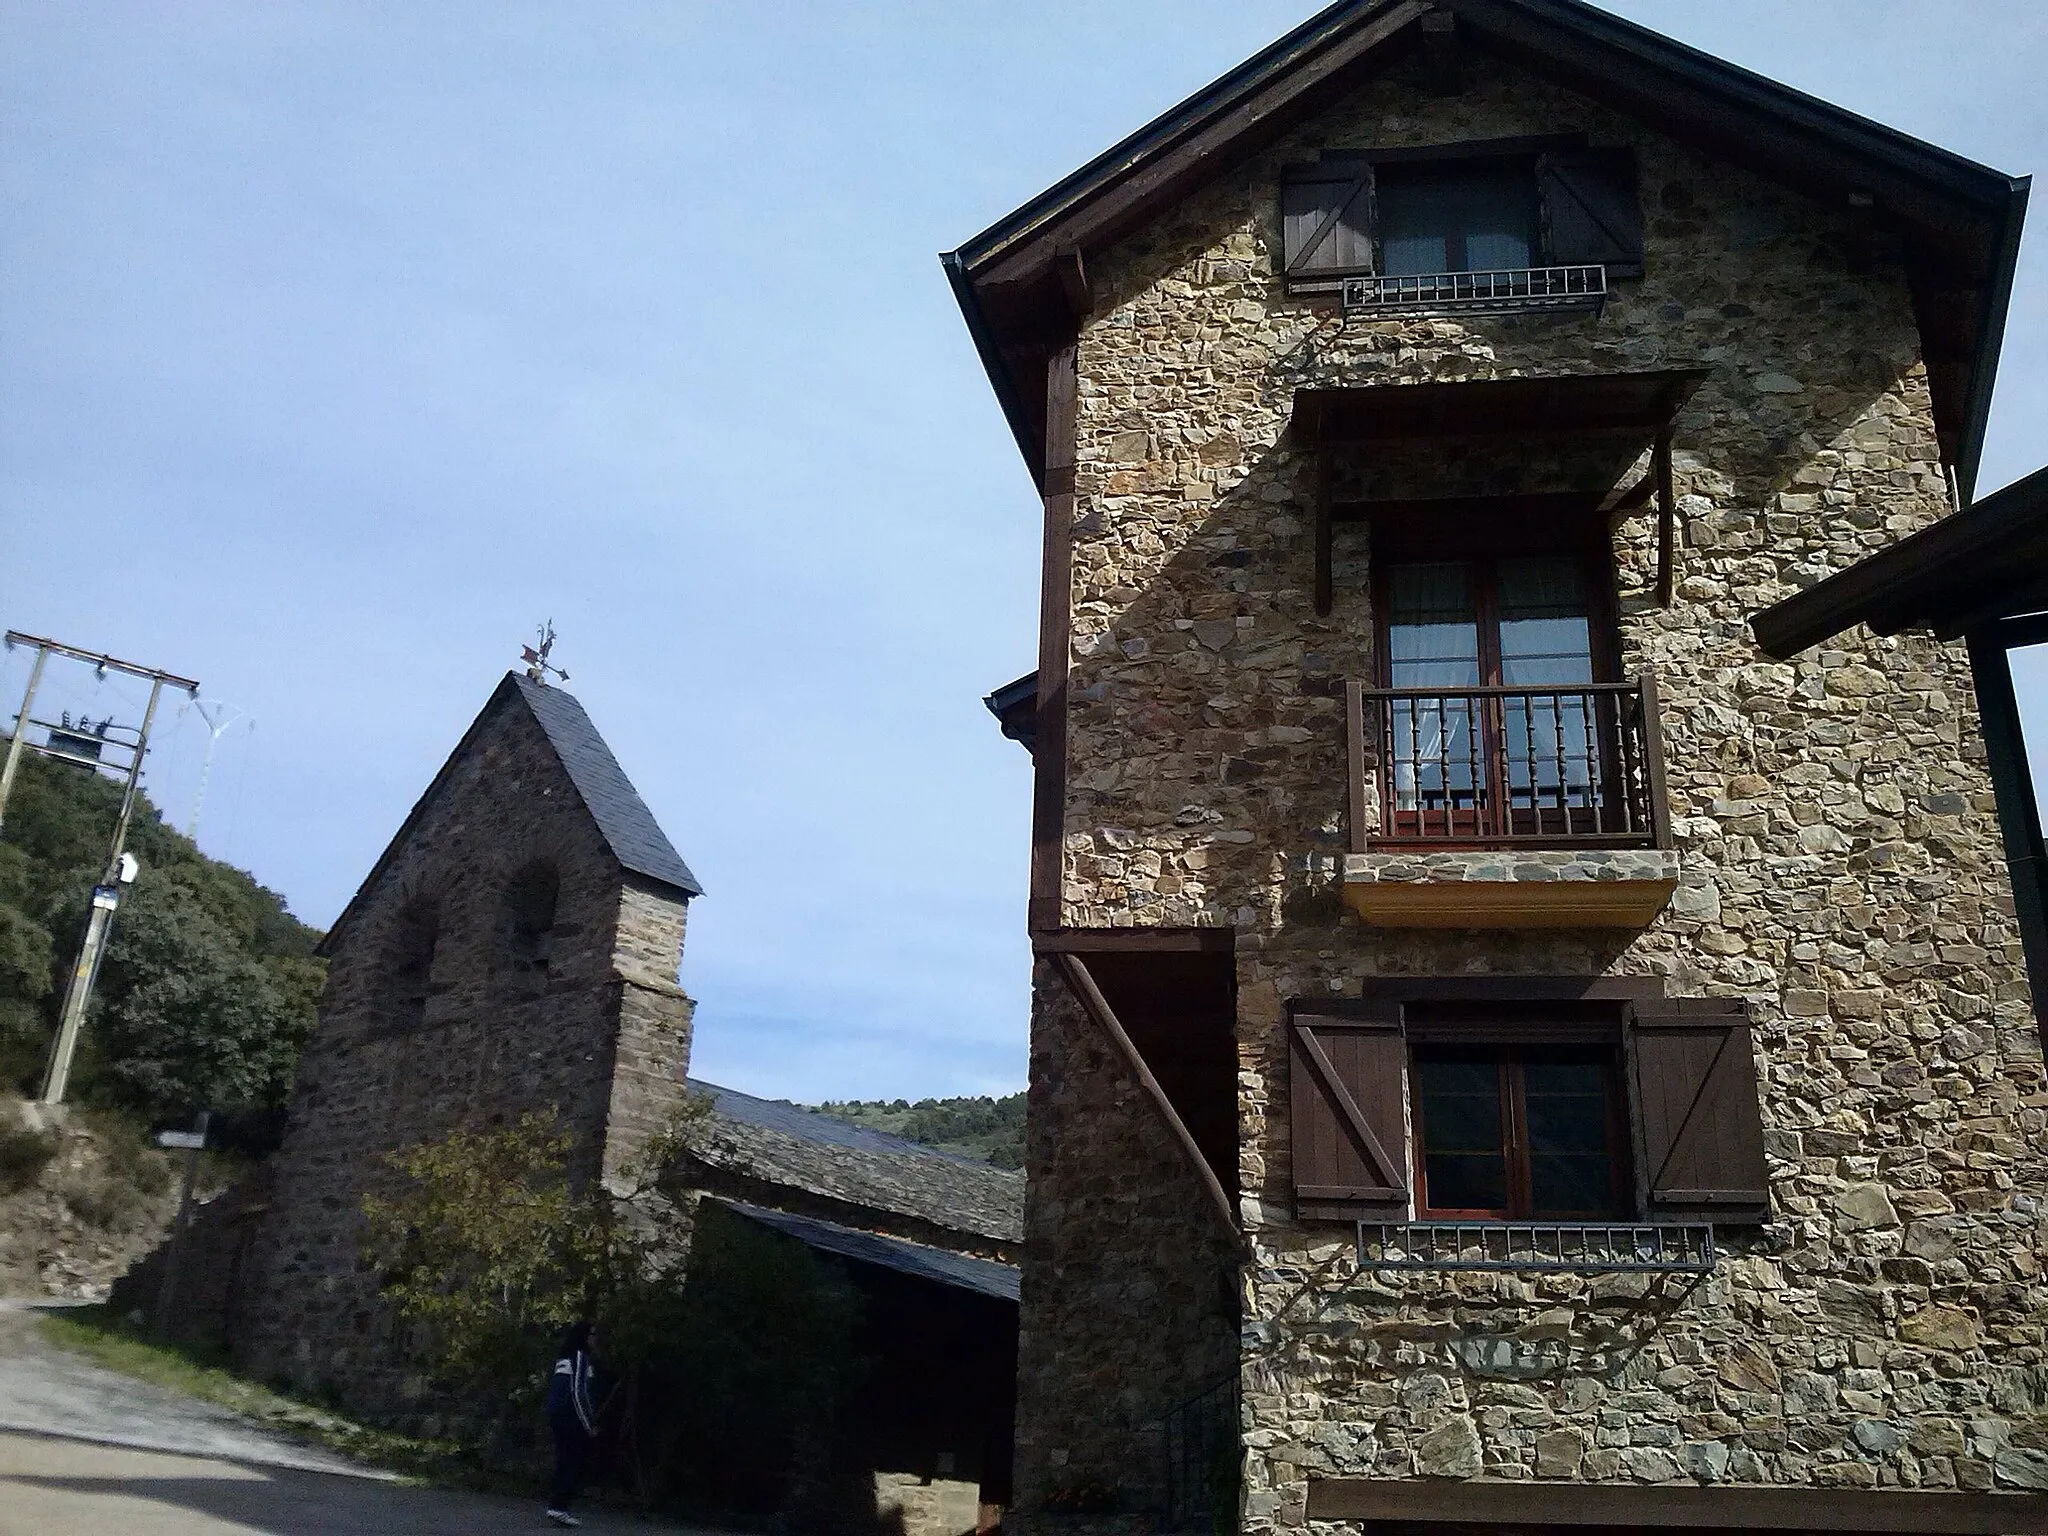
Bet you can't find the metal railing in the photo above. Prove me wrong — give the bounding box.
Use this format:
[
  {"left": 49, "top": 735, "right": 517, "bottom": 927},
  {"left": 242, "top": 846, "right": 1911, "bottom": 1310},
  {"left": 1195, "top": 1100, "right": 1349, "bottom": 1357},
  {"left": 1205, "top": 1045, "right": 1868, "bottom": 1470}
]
[
  {"left": 1162, "top": 1374, "right": 1239, "bottom": 1533},
  {"left": 1341, "top": 264, "right": 1607, "bottom": 315},
  {"left": 1356, "top": 1221, "right": 1717, "bottom": 1275},
  {"left": 1345, "top": 674, "right": 1672, "bottom": 851}
]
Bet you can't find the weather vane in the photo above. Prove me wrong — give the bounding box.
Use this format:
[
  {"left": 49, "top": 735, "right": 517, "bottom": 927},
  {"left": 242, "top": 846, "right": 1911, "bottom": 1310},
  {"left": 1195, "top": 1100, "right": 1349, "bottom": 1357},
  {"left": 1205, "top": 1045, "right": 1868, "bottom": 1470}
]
[{"left": 521, "top": 621, "right": 569, "bottom": 686}]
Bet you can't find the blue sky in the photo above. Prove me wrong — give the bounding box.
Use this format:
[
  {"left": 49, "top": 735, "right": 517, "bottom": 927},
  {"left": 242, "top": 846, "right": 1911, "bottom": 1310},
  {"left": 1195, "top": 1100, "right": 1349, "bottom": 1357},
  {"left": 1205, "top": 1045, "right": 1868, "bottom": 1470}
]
[{"left": 5, "top": 2, "right": 2048, "bottom": 1103}]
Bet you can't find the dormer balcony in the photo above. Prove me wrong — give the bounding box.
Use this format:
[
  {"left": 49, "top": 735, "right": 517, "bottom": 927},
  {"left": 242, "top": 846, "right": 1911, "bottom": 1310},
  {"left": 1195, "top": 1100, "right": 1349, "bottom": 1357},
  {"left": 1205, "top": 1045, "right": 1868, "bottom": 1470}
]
[{"left": 1342, "top": 673, "right": 1678, "bottom": 928}]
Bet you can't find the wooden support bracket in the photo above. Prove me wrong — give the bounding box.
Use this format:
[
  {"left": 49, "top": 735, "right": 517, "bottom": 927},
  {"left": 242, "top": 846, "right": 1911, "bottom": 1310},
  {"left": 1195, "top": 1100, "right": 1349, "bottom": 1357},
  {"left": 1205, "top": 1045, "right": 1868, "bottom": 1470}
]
[{"left": 1054, "top": 951, "right": 1247, "bottom": 1258}]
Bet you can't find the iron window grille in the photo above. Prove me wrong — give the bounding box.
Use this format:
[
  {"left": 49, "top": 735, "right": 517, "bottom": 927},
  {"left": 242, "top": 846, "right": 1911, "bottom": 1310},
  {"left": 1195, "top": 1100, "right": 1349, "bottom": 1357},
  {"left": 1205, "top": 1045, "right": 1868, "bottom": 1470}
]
[
  {"left": 1341, "top": 264, "right": 1607, "bottom": 316},
  {"left": 1355, "top": 1220, "right": 1717, "bottom": 1275}
]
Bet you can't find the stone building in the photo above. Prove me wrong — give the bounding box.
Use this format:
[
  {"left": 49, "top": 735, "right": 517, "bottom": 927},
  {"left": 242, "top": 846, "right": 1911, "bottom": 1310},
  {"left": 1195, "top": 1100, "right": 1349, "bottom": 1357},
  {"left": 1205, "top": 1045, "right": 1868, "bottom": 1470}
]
[
  {"left": 230, "top": 670, "right": 703, "bottom": 1413},
  {"left": 666, "top": 1080, "right": 1026, "bottom": 1531},
  {"left": 948, "top": 1, "right": 2046, "bottom": 1531}
]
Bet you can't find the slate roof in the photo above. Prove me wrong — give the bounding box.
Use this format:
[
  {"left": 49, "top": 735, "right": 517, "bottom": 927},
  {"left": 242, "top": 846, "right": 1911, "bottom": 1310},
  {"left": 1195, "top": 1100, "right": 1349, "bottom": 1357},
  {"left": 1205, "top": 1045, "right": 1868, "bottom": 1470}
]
[
  {"left": 715, "top": 1198, "right": 1021, "bottom": 1303},
  {"left": 512, "top": 674, "right": 702, "bottom": 897},
  {"left": 320, "top": 671, "right": 699, "bottom": 953},
  {"left": 684, "top": 1078, "right": 1025, "bottom": 1247}
]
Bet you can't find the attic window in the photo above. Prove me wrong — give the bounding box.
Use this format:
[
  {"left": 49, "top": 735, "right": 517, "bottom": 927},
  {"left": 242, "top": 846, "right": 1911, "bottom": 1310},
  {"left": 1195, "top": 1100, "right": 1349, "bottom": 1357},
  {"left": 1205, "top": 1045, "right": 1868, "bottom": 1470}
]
[
  {"left": 1281, "top": 140, "right": 1642, "bottom": 310},
  {"left": 502, "top": 861, "right": 560, "bottom": 980}
]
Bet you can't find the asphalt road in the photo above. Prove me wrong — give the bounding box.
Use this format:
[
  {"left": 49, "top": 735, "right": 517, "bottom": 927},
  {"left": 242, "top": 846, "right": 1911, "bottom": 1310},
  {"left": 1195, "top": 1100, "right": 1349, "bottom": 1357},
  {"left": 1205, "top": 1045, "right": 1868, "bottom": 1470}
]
[{"left": 0, "top": 1300, "right": 723, "bottom": 1535}]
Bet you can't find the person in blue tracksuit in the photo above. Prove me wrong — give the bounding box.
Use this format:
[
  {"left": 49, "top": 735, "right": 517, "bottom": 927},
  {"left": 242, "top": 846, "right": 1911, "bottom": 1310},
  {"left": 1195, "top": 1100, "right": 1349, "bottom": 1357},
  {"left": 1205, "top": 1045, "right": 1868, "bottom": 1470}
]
[{"left": 543, "top": 1319, "right": 599, "bottom": 1527}]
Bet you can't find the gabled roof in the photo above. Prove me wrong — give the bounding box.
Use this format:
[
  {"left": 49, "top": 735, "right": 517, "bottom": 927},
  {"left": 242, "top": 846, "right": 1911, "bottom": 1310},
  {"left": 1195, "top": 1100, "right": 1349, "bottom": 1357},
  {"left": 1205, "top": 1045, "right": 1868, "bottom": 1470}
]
[
  {"left": 510, "top": 674, "right": 702, "bottom": 897},
  {"left": 943, "top": 0, "right": 2027, "bottom": 503},
  {"left": 714, "top": 1198, "right": 1021, "bottom": 1303},
  {"left": 1752, "top": 464, "right": 2048, "bottom": 655},
  {"left": 320, "top": 672, "right": 699, "bottom": 954},
  {"left": 684, "top": 1078, "right": 1025, "bottom": 1246}
]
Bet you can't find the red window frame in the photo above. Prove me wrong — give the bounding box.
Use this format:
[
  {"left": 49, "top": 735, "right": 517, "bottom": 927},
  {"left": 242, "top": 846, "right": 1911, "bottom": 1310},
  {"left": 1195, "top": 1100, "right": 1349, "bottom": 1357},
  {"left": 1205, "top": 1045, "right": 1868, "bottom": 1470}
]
[{"left": 1408, "top": 1042, "right": 1629, "bottom": 1221}]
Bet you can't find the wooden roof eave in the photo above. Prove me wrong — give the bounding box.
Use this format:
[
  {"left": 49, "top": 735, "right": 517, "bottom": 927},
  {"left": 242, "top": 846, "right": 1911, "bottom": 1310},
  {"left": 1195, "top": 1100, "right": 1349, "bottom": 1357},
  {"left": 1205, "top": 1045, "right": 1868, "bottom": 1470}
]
[
  {"left": 942, "top": 0, "right": 2025, "bottom": 498},
  {"left": 1751, "top": 463, "right": 2048, "bottom": 657}
]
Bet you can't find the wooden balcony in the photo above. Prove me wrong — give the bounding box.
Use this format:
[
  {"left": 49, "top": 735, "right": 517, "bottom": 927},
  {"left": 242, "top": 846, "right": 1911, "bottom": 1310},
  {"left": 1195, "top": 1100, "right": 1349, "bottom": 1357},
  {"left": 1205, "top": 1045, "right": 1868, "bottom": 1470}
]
[{"left": 1341, "top": 675, "right": 1678, "bottom": 929}]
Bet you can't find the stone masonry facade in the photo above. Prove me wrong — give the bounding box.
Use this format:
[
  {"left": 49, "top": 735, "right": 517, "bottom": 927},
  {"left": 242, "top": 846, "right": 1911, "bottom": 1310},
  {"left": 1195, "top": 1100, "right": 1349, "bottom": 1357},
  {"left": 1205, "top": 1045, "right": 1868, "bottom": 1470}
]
[
  {"left": 1008, "top": 42, "right": 2046, "bottom": 1536},
  {"left": 232, "top": 678, "right": 697, "bottom": 1416}
]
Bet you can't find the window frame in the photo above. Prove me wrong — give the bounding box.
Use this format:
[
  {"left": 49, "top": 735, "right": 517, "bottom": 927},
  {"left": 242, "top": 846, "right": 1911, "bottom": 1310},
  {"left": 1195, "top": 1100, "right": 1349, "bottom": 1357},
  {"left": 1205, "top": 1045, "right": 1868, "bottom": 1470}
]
[
  {"left": 1288, "top": 984, "right": 1771, "bottom": 1230},
  {"left": 1369, "top": 517, "right": 1623, "bottom": 691},
  {"left": 1408, "top": 1040, "right": 1632, "bottom": 1222},
  {"left": 1278, "top": 133, "right": 1641, "bottom": 294}
]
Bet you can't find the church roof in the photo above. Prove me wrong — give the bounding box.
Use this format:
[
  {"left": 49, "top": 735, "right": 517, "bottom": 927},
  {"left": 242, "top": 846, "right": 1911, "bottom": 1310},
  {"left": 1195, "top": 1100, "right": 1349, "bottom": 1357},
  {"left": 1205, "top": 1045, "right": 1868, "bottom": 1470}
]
[
  {"left": 320, "top": 670, "right": 699, "bottom": 953},
  {"left": 511, "top": 674, "right": 702, "bottom": 897}
]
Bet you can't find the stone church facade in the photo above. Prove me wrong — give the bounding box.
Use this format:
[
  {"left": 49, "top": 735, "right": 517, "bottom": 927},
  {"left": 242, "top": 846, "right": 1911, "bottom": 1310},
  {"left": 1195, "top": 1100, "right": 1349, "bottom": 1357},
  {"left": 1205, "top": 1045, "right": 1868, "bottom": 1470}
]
[
  {"left": 952, "top": 1, "right": 2046, "bottom": 1532},
  {"left": 230, "top": 671, "right": 702, "bottom": 1413}
]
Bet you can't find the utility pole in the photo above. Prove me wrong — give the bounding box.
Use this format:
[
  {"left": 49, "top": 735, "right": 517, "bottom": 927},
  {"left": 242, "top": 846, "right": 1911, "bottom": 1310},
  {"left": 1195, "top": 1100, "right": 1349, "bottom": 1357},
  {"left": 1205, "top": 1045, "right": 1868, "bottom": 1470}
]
[
  {"left": 0, "top": 633, "right": 200, "bottom": 1108},
  {"left": 184, "top": 699, "right": 249, "bottom": 841},
  {"left": 0, "top": 643, "right": 50, "bottom": 838}
]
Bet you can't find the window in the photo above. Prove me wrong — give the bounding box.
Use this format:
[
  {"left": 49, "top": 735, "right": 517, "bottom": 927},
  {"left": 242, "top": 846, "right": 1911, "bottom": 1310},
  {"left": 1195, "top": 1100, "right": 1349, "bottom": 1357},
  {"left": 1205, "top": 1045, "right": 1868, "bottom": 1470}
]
[
  {"left": 501, "top": 861, "right": 560, "bottom": 982},
  {"left": 1288, "top": 994, "right": 1770, "bottom": 1228},
  {"left": 1377, "top": 162, "right": 1535, "bottom": 276},
  {"left": 1280, "top": 141, "right": 1642, "bottom": 294},
  {"left": 1412, "top": 1044, "right": 1623, "bottom": 1219},
  {"left": 1378, "top": 551, "right": 1622, "bottom": 839},
  {"left": 380, "top": 897, "right": 438, "bottom": 1034}
]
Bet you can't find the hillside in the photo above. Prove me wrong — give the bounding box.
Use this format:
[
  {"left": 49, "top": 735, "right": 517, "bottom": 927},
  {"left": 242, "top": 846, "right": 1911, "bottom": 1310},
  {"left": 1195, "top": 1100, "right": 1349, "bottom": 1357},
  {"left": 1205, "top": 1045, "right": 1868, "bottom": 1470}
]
[
  {"left": 811, "top": 1092, "right": 1026, "bottom": 1169},
  {"left": 0, "top": 750, "right": 323, "bottom": 1141}
]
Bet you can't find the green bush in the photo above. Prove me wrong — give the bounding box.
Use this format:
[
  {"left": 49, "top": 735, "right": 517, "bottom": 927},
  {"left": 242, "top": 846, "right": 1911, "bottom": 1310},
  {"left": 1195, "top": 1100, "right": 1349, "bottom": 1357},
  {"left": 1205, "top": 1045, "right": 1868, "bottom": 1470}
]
[{"left": 0, "top": 1120, "right": 57, "bottom": 1193}]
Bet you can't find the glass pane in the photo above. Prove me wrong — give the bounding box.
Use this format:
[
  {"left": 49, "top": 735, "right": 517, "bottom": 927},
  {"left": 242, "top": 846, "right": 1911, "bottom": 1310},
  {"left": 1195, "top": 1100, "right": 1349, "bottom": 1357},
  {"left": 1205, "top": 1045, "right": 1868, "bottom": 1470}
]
[
  {"left": 1387, "top": 564, "right": 1481, "bottom": 813},
  {"left": 1523, "top": 1056, "right": 1616, "bottom": 1217},
  {"left": 1499, "top": 557, "right": 1597, "bottom": 812},
  {"left": 1417, "top": 1053, "right": 1508, "bottom": 1212},
  {"left": 1498, "top": 557, "right": 1593, "bottom": 686},
  {"left": 1379, "top": 165, "right": 1535, "bottom": 275}
]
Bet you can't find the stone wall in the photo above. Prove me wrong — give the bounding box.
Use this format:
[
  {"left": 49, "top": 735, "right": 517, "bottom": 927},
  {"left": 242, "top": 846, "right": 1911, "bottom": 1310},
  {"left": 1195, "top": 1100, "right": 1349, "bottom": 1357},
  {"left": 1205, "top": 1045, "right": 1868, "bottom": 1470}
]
[
  {"left": 231, "top": 688, "right": 695, "bottom": 1416},
  {"left": 1011, "top": 962, "right": 1239, "bottom": 1525},
  {"left": 1014, "top": 44, "right": 2045, "bottom": 1535}
]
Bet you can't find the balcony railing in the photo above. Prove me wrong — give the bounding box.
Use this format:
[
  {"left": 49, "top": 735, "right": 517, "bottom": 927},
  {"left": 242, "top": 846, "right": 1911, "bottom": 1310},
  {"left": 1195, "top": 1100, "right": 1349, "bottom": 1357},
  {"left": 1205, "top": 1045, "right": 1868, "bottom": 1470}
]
[
  {"left": 1345, "top": 674, "right": 1672, "bottom": 852},
  {"left": 1340, "top": 264, "right": 1607, "bottom": 316}
]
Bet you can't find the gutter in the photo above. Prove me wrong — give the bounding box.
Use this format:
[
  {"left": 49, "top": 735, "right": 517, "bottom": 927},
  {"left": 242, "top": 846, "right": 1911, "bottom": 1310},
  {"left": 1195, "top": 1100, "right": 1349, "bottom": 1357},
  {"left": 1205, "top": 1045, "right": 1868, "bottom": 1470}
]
[
  {"left": 940, "top": 248, "right": 1044, "bottom": 491},
  {"left": 1955, "top": 175, "right": 2031, "bottom": 507}
]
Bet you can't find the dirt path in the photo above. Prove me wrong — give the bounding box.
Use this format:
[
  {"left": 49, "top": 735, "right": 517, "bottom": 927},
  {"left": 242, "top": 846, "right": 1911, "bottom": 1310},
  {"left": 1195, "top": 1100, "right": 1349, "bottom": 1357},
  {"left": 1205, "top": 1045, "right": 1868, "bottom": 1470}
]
[
  {"left": 0, "top": 1300, "right": 370, "bottom": 1478},
  {"left": 0, "top": 1433, "right": 726, "bottom": 1534},
  {"left": 0, "top": 1302, "right": 731, "bottom": 1534}
]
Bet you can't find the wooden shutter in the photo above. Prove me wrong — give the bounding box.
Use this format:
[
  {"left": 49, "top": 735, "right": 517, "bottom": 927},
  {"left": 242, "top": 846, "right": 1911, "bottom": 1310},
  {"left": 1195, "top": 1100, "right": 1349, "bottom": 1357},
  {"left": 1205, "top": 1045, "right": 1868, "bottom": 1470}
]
[
  {"left": 1290, "top": 1011, "right": 1408, "bottom": 1220},
  {"left": 1627, "top": 1001, "right": 1769, "bottom": 1220},
  {"left": 1281, "top": 161, "right": 1376, "bottom": 284},
  {"left": 1537, "top": 148, "right": 1643, "bottom": 276}
]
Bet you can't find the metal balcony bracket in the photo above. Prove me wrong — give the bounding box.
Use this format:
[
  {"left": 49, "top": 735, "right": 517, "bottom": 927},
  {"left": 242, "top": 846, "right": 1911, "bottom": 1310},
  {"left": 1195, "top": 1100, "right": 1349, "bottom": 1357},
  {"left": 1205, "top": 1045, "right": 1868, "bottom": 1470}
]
[{"left": 1355, "top": 1221, "right": 1717, "bottom": 1275}]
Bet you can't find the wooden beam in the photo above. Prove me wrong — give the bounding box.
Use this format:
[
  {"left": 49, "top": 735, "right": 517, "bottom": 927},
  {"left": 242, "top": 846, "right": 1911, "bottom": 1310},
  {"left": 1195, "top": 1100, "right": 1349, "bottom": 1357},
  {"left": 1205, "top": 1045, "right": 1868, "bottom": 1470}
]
[
  {"left": 1031, "top": 926, "right": 1235, "bottom": 954},
  {"left": 1053, "top": 953, "right": 1247, "bottom": 1257},
  {"left": 1307, "top": 1473, "right": 2048, "bottom": 1531},
  {"left": 1966, "top": 627, "right": 2048, "bottom": 1043},
  {"left": 1054, "top": 244, "right": 1091, "bottom": 320},
  {"left": 1028, "top": 341, "right": 1079, "bottom": 931},
  {"left": 1640, "top": 666, "right": 1675, "bottom": 850}
]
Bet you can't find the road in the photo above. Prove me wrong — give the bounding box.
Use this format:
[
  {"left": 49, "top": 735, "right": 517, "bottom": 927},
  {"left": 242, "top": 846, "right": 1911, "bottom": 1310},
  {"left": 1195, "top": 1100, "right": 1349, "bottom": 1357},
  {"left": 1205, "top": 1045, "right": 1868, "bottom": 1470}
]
[{"left": 0, "top": 1300, "right": 723, "bottom": 1535}]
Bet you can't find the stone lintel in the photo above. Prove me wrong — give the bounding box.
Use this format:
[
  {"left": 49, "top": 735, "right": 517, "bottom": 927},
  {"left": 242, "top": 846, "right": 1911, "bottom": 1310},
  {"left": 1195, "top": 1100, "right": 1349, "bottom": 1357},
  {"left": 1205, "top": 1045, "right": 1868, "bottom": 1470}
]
[{"left": 1341, "top": 847, "right": 1680, "bottom": 929}]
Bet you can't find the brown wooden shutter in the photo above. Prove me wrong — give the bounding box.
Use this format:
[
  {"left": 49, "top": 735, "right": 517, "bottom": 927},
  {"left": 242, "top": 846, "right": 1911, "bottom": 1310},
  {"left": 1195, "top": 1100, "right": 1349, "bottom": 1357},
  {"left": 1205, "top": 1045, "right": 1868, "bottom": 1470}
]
[
  {"left": 1281, "top": 161, "right": 1376, "bottom": 283},
  {"left": 1290, "top": 1010, "right": 1408, "bottom": 1221},
  {"left": 1537, "top": 148, "right": 1643, "bottom": 276},
  {"left": 1628, "top": 1000, "right": 1769, "bottom": 1220}
]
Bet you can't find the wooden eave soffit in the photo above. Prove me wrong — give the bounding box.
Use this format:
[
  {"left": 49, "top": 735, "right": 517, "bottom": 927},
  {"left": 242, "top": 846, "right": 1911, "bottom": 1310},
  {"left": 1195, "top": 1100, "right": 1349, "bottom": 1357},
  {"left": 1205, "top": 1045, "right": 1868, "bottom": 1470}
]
[{"left": 1294, "top": 369, "right": 1708, "bottom": 615}]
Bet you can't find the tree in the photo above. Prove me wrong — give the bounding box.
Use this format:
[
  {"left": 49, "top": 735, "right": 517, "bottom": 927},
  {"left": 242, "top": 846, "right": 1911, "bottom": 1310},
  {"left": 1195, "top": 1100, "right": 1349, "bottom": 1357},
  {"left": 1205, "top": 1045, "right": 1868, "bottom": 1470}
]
[{"left": 361, "top": 1097, "right": 866, "bottom": 1526}]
